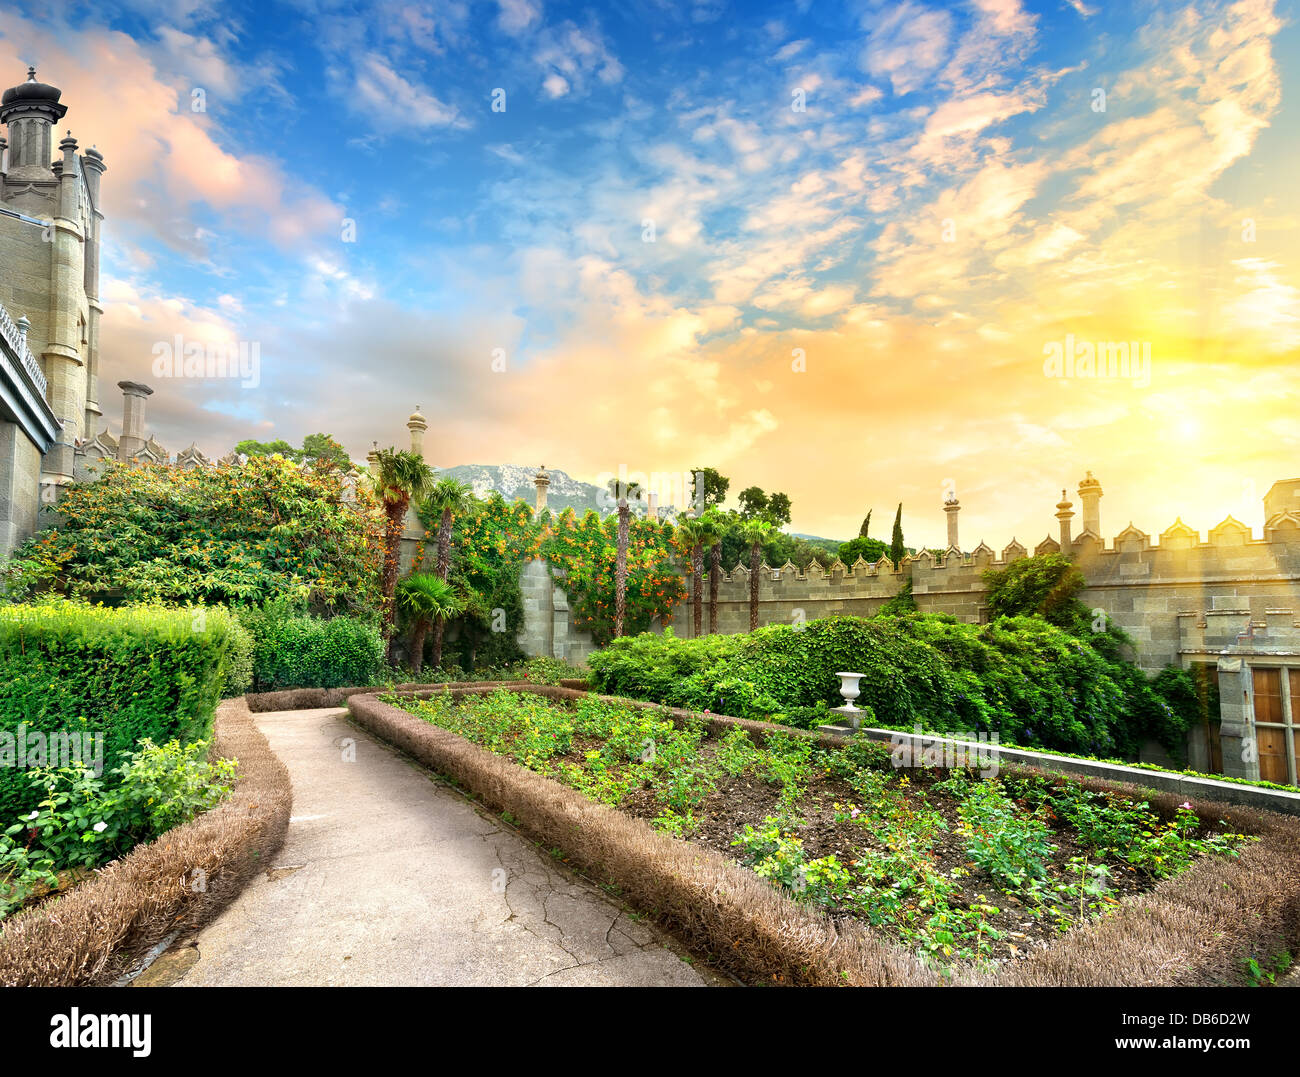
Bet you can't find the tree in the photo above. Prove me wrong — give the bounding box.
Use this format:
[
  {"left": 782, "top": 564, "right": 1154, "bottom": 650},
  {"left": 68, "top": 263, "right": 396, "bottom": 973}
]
[
  {"left": 607, "top": 478, "right": 642, "bottom": 638},
  {"left": 675, "top": 518, "right": 705, "bottom": 637},
  {"left": 690, "top": 467, "right": 730, "bottom": 512},
  {"left": 982, "top": 552, "right": 1089, "bottom": 631},
  {"left": 697, "top": 509, "right": 725, "bottom": 634},
  {"left": 234, "top": 433, "right": 352, "bottom": 471},
  {"left": 396, "top": 573, "right": 464, "bottom": 675},
  {"left": 766, "top": 492, "right": 792, "bottom": 526},
  {"left": 737, "top": 486, "right": 769, "bottom": 520},
  {"left": 837, "top": 535, "right": 888, "bottom": 566},
  {"left": 738, "top": 519, "right": 773, "bottom": 631},
  {"left": 859, "top": 509, "right": 872, "bottom": 538},
  {"left": 300, "top": 433, "right": 351, "bottom": 471},
  {"left": 422, "top": 477, "right": 474, "bottom": 668},
  {"left": 889, "top": 503, "right": 905, "bottom": 566},
  {"left": 372, "top": 448, "right": 436, "bottom": 657},
  {"left": 2, "top": 456, "right": 383, "bottom": 611},
  {"left": 234, "top": 437, "right": 296, "bottom": 459}
]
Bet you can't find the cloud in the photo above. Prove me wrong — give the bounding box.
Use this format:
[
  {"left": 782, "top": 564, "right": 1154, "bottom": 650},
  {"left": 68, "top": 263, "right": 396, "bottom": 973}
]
[
  {"left": 352, "top": 54, "right": 469, "bottom": 129},
  {"left": 860, "top": 2, "right": 953, "bottom": 95}
]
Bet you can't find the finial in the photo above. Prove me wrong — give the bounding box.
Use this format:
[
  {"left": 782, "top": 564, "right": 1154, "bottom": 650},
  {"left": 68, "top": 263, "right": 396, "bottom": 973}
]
[{"left": 26, "top": 66, "right": 36, "bottom": 82}]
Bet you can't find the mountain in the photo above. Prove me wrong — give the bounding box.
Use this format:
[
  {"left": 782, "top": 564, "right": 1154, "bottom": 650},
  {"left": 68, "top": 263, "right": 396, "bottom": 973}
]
[{"left": 434, "top": 464, "right": 681, "bottom": 518}]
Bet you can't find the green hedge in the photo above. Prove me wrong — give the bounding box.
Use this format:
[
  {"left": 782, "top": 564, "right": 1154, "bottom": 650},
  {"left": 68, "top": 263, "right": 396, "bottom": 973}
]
[
  {"left": 239, "top": 604, "right": 384, "bottom": 691},
  {"left": 587, "top": 614, "right": 1197, "bottom": 759},
  {"left": 0, "top": 600, "right": 236, "bottom": 818}
]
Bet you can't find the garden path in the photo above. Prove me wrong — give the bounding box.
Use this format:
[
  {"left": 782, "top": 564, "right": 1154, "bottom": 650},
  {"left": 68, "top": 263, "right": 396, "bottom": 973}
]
[{"left": 163, "top": 708, "right": 708, "bottom": 987}]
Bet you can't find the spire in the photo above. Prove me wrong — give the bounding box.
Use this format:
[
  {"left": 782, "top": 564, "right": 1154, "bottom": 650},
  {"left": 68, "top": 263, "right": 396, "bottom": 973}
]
[{"left": 1055, "top": 488, "right": 1075, "bottom": 548}]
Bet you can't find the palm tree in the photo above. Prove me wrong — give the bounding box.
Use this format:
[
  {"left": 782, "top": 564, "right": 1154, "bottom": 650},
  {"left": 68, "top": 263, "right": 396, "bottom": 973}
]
[
  {"left": 422, "top": 478, "right": 474, "bottom": 664},
  {"left": 607, "top": 478, "right": 641, "bottom": 638},
  {"left": 676, "top": 518, "right": 705, "bottom": 637},
  {"left": 424, "top": 478, "right": 474, "bottom": 579},
  {"left": 697, "top": 510, "right": 725, "bottom": 633},
  {"left": 371, "top": 448, "right": 436, "bottom": 657},
  {"left": 738, "top": 519, "right": 773, "bottom": 632},
  {"left": 396, "top": 573, "right": 464, "bottom": 676}
]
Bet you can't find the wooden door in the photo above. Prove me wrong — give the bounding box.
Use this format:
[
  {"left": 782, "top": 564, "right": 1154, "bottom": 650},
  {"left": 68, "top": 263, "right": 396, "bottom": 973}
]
[{"left": 1254, "top": 669, "right": 1288, "bottom": 783}]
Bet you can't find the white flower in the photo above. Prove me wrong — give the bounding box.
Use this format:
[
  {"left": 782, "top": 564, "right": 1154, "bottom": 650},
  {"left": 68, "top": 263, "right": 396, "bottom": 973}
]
[
  {"left": 26, "top": 811, "right": 38, "bottom": 821},
  {"left": 93, "top": 821, "right": 108, "bottom": 833}
]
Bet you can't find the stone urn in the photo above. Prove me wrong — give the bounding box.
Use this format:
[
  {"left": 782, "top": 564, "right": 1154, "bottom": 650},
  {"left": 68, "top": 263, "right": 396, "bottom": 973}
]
[{"left": 833, "top": 672, "right": 866, "bottom": 730}]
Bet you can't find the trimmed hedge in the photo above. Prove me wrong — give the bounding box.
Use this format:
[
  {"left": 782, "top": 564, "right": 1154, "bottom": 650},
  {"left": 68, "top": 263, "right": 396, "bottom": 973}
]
[
  {"left": 586, "top": 614, "right": 1195, "bottom": 759},
  {"left": 0, "top": 601, "right": 237, "bottom": 819},
  {"left": 239, "top": 604, "right": 384, "bottom": 691}
]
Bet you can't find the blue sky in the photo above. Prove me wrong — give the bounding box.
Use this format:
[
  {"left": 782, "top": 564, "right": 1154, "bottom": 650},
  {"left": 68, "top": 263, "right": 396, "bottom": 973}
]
[{"left": 2, "top": 0, "right": 1297, "bottom": 543}]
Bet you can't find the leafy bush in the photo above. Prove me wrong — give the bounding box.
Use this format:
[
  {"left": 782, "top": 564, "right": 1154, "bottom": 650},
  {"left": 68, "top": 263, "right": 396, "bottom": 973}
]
[
  {"left": 222, "top": 616, "right": 255, "bottom": 697},
  {"left": 588, "top": 614, "right": 1195, "bottom": 758},
  {"left": 0, "top": 600, "right": 238, "bottom": 819},
  {"left": 240, "top": 602, "right": 384, "bottom": 690},
  {"left": 0, "top": 739, "right": 236, "bottom": 919},
  {"left": 981, "top": 553, "right": 1088, "bottom": 630},
  {"left": 3, "top": 456, "right": 383, "bottom": 613}
]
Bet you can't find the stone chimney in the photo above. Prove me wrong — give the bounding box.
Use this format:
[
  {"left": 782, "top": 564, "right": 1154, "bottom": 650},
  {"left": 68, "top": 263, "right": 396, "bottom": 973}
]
[
  {"left": 534, "top": 465, "right": 550, "bottom": 517},
  {"left": 647, "top": 491, "right": 659, "bottom": 522},
  {"left": 366, "top": 441, "right": 380, "bottom": 470},
  {"left": 1055, "top": 489, "right": 1075, "bottom": 548},
  {"left": 943, "top": 494, "right": 960, "bottom": 551},
  {"left": 1078, "top": 471, "right": 1102, "bottom": 536},
  {"left": 116, "top": 381, "right": 153, "bottom": 461},
  {"left": 407, "top": 405, "right": 427, "bottom": 457}
]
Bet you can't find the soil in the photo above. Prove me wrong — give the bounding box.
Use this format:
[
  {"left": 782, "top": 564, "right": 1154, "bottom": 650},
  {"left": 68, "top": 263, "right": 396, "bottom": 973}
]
[{"left": 551, "top": 733, "right": 1212, "bottom": 971}]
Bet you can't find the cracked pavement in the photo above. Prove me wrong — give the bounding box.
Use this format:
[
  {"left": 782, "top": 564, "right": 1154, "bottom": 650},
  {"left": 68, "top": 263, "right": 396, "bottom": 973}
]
[{"left": 170, "top": 708, "right": 708, "bottom": 987}]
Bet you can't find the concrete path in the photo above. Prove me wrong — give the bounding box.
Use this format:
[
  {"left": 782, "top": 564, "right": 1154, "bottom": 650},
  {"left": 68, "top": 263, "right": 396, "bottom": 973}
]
[{"left": 164, "top": 708, "right": 708, "bottom": 987}]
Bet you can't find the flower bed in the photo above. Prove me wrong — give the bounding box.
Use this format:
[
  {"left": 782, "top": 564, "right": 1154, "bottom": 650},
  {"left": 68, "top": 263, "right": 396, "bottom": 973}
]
[
  {"left": 351, "top": 685, "right": 1300, "bottom": 986},
  {"left": 0, "top": 697, "right": 291, "bottom": 986}
]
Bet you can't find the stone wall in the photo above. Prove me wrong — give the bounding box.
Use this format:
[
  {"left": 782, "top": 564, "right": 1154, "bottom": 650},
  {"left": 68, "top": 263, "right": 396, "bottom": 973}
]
[{"left": 679, "top": 525, "right": 1300, "bottom": 673}]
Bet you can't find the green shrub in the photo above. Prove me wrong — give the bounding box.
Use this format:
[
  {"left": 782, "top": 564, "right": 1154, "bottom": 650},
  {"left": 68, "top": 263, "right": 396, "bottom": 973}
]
[
  {"left": 0, "top": 600, "right": 237, "bottom": 820},
  {"left": 222, "top": 616, "right": 255, "bottom": 697},
  {"left": 587, "top": 614, "right": 1194, "bottom": 758},
  {"left": 0, "top": 738, "right": 236, "bottom": 918},
  {"left": 240, "top": 602, "right": 384, "bottom": 690}
]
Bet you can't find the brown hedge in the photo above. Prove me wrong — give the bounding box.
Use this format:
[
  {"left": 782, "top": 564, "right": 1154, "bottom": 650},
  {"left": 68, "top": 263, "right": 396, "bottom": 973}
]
[
  {"left": 0, "top": 696, "right": 292, "bottom": 987},
  {"left": 352, "top": 684, "right": 1300, "bottom": 987}
]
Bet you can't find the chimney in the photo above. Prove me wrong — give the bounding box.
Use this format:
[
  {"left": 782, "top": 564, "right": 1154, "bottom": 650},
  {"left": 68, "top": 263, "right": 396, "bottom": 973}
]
[
  {"left": 1055, "top": 489, "right": 1075, "bottom": 548},
  {"left": 116, "top": 381, "right": 153, "bottom": 460},
  {"left": 407, "top": 405, "right": 427, "bottom": 457},
  {"left": 647, "top": 491, "right": 659, "bottom": 522},
  {"left": 943, "top": 495, "right": 960, "bottom": 551},
  {"left": 1078, "top": 471, "right": 1102, "bottom": 536},
  {"left": 534, "top": 465, "right": 550, "bottom": 517}
]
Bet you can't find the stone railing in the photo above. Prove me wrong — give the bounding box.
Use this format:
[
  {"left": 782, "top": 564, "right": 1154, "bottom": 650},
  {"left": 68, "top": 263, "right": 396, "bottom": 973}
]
[{"left": 0, "top": 300, "right": 47, "bottom": 397}]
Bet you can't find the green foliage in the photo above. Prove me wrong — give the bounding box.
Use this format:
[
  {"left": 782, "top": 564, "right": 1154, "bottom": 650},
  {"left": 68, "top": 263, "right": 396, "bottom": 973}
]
[
  {"left": 836, "top": 535, "right": 888, "bottom": 566},
  {"left": 0, "top": 600, "right": 237, "bottom": 820},
  {"left": 222, "top": 616, "right": 255, "bottom": 697},
  {"left": 3, "top": 456, "right": 383, "bottom": 612},
  {"left": 0, "top": 739, "right": 236, "bottom": 919},
  {"left": 588, "top": 613, "right": 1197, "bottom": 758},
  {"left": 690, "top": 467, "right": 730, "bottom": 510},
  {"left": 235, "top": 432, "right": 351, "bottom": 471},
  {"left": 240, "top": 601, "right": 384, "bottom": 690},
  {"left": 982, "top": 553, "right": 1089, "bottom": 630},
  {"left": 889, "top": 503, "right": 905, "bottom": 566},
  {"left": 879, "top": 577, "right": 917, "bottom": 615}
]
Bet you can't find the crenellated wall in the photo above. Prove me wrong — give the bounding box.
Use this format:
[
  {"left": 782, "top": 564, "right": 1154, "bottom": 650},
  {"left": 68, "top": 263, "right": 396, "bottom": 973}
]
[{"left": 676, "top": 513, "right": 1300, "bottom": 673}]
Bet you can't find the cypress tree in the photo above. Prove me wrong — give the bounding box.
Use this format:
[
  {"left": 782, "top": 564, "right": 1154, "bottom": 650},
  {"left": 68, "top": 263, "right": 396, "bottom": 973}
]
[
  {"left": 859, "top": 509, "right": 872, "bottom": 538},
  {"left": 889, "top": 503, "right": 905, "bottom": 565}
]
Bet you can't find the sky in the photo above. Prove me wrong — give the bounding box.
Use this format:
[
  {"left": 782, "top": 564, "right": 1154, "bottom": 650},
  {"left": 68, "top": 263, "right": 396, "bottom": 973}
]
[{"left": 1, "top": 0, "right": 1297, "bottom": 547}]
